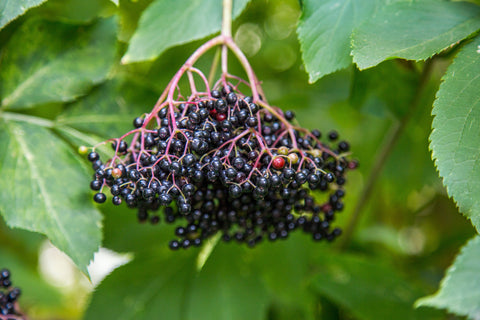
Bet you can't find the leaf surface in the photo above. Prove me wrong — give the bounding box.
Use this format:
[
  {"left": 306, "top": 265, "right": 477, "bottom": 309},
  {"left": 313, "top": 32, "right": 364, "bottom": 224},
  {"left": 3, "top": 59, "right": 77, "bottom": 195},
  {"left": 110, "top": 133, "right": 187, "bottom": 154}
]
[
  {"left": 122, "top": 0, "right": 251, "bottom": 63},
  {"left": 0, "top": 0, "right": 47, "bottom": 30},
  {"left": 297, "top": 0, "right": 385, "bottom": 82},
  {"left": 352, "top": 1, "right": 480, "bottom": 69},
  {"left": 0, "top": 18, "right": 117, "bottom": 109},
  {"left": 84, "top": 244, "right": 269, "bottom": 320},
  {"left": 311, "top": 252, "right": 441, "bottom": 320},
  {"left": 0, "top": 120, "right": 102, "bottom": 273},
  {"left": 416, "top": 235, "right": 480, "bottom": 318},
  {"left": 429, "top": 37, "right": 480, "bottom": 230}
]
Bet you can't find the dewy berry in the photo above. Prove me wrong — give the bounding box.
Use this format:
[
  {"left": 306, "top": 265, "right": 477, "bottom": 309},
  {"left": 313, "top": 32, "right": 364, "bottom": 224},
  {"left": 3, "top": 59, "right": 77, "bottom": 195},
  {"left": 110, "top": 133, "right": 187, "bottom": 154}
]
[
  {"left": 0, "top": 268, "right": 24, "bottom": 319},
  {"left": 85, "top": 31, "right": 358, "bottom": 251}
]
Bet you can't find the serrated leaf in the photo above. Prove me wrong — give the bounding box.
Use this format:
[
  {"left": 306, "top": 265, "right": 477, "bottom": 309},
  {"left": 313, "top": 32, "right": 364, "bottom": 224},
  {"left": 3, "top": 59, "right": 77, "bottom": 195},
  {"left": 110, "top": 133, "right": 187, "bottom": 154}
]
[
  {"left": 297, "top": 0, "right": 385, "bottom": 83},
  {"left": 0, "top": 17, "right": 117, "bottom": 110},
  {"left": 57, "top": 78, "right": 158, "bottom": 139},
  {"left": 0, "top": 0, "right": 47, "bottom": 30},
  {"left": 310, "top": 252, "right": 442, "bottom": 320},
  {"left": 84, "top": 244, "right": 269, "bottom": 320},
  {"left": 352, "top": 0, "right": 480, "bottom": 69},
  {"left": 430, "top": 37, "right": 480, "bottom": 231},
  {"left": 122, "top": 0, "right": 251, "bottom": 63},
  {"left": 0, "top": 120, "right": 102, "bottom": 274},
  {"left": 416, "top": 235, "right": 480, "bottom": 318}
]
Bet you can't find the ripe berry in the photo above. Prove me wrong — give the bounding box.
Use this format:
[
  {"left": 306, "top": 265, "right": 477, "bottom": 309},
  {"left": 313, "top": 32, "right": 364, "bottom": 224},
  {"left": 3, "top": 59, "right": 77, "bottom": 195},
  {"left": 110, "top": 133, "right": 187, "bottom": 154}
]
[
  {"left": 93, "top": 193, "right": 106, "bottom": 203},
  {"left": 87, "top": 152, "right": 99, "bottom": 162},
  {"left": 328, "top": 130, "right": 338, "bottom": 141},
  {"left": 133, "top": 117, "right": 144, "bottom": 128}
]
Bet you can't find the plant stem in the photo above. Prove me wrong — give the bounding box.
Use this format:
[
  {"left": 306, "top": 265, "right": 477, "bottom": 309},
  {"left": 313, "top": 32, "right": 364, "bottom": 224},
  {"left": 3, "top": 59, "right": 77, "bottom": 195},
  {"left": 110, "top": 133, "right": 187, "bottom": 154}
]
[
  {"left": 338, "top": 59, "right": 435, "bottom": 250},
  {"left": 222, "top": 0, "right": 233, "bottom": 38},
  {"left": 208, "top": 47, "right": 221, "bottom": 86}
]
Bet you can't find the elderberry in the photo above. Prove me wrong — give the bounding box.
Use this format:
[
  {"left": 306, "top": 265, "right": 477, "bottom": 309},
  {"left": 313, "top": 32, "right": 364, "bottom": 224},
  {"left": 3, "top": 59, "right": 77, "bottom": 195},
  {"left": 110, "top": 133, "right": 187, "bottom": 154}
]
[
  {"left": 0, "top": 269, "right": 24, "bottom": 318},
  {"left": 86, "top": 83, "right": 358, "bottom": 250}
]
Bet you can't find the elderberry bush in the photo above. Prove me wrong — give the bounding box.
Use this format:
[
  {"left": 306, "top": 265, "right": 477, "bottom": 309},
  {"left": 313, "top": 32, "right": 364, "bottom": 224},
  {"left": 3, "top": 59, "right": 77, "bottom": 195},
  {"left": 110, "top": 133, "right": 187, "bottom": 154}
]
[
  {"left": 0, "top": 269, "right": 22, "bottom": 318},
  {"left": 87, "top": 85, "right": 357, "bottom": 250}
]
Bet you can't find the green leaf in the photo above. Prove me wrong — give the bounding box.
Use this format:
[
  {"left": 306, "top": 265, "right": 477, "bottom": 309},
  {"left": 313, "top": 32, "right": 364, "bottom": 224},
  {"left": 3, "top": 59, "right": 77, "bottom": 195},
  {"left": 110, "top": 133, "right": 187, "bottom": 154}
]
[
  {"left": 57, "top": 78, "right": 158, "bottom": 139},
  {"left": 352, "top": 0, "right": 480, "bottom": 70},
  {"left": 84, "top": 244, "right": 269, "bottom": 320},
  {"left": 36, "top": 0, "right": 116, "bottom": 23},
  {"left": 117, "top": 0, "right": 153, "bottom": 42},
  {"left": 0, "top": 120, "right": 102, "bottom": 274},
  {"left": 0, "top": 17, "right": 117, "bottom": 110},
  {"left": 416, "top": 235, "right": 480, "bottom": 318},
  {"left": 0, "top": 0, "right": 47, "bottom": 30},
  {"left": 310, "top": 252, "right": 441, "bottom": 320},
  {"left": 297, "top": 0, "right": 385, "bottom": 83},
  {"left": 349, "top": 61, "right": 418, "bottom": 119},
  {"left": 430, "top": 37, "right": 480, "bottom": 231},
  {"left": 84, "top": 252, "right": 197, "bottom": 319},
  {"left": 122, "top": 0, "right": 251, "bottom": 63},
  {"left": 185, "top": 244, "right": 269, "bottom": 320}
]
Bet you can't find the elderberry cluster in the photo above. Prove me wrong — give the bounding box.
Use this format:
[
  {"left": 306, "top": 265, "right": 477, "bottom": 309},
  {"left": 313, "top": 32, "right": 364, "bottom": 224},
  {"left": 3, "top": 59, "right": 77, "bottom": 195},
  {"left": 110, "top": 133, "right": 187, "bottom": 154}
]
[
  {"left": 0, "top": 269, "right": 22, "bottom": 318},
  {"left": 87, "top": 85, "right": 357, "bottom": 249}
]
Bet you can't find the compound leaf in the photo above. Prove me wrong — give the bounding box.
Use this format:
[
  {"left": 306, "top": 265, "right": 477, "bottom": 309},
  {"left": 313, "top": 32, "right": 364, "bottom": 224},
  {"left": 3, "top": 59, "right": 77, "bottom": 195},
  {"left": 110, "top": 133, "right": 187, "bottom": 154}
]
[
  {"left": 0, "top": 17, "right": 117, "bottom": 110},
  {"left": 416, "top": 235, "right": 480, "bottom": 318},
  {"left": 352, "top": 0, "right": 480, "bottom": 69},
  {"left": 297, "top": 0, "right": 385, "bottom": 83},
  {"left": 429, "top": 37, "right": 480, "bottom": 231},
  {"left": 0, "top": 0, "right": 47, "bottom": 30},
  {"left": 0, "top": 120, "right": 102, "bottom": 274},
  {"left": 122, "top": 0, "right": 251, "bottom": 63}
]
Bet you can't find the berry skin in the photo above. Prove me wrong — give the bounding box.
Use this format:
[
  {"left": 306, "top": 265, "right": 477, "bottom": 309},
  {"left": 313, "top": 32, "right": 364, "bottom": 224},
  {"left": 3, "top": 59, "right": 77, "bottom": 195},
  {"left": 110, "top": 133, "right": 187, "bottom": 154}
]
[
  {"left": 284, "top": 110, "right": 295, "bottom": 120},
  {"left": 78, "top": 145, "right": 88, "bottom": 155},
  {"left": 338, "top": 141, "right": 350, "bottom": 152},
  {"left": 112, "top": 168, "right": 123, "bottom": 179},
  {"left": 112, "top": 196, "right": 122, "bottom": 206},
  {"left": 133, "top": 117, "right": 144, "bottom": 128},
  {"left": 169, "top": 240, "right": 180, "bottom": 250},
  {"left": 288, "top": 153, "right": 299, "bottom": 164},
  {"left": 87, "top": 152, "right": 99, "bottom": 162},
  {"left": 272, "top": 157, "right": 285, "bottom": 170},
  {"left": 93, "top": 193, "right": 106, "bottom": 203},
  {"left": 90, "top": 180, "right": 102, "bottom": 191},
  {"left": 328, "top": 130, "right": 338, "bottom": 141}
]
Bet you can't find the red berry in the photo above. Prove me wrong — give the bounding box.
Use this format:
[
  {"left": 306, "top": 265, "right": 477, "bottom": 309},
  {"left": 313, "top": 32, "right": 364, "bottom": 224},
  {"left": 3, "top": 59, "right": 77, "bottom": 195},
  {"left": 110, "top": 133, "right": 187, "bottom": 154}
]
[
  {"left": 112, "top": 168, "right": 122, "bottom": 179},
  {"left": 272, "top": 157, "right": 285, "bottom": 170},
  {"left": 348, "top": 160, "right": 359, "bottom": 170},
  {"left": 216, "top": 113, "right": 227, "bottom": 121}
]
